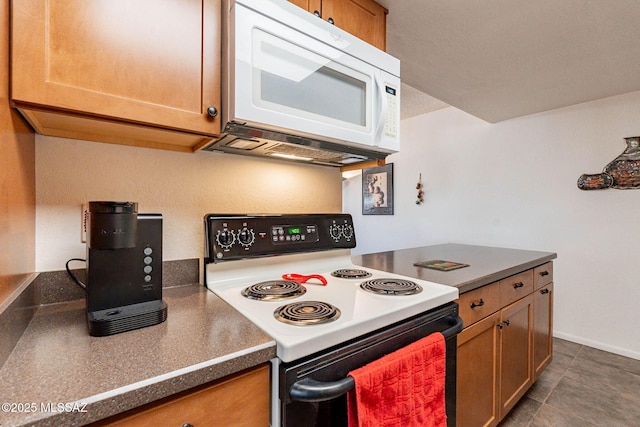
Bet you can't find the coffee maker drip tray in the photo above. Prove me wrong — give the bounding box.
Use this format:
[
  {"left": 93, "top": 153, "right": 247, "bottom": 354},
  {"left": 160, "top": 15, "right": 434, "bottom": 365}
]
[{"left": 87, "top": 300, "right": 168, "bottom": 337}]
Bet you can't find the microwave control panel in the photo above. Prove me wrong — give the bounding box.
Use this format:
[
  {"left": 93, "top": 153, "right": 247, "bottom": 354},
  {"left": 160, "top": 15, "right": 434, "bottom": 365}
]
[{"left": 384, "top": 84, "right": 399, "bottom": 139}]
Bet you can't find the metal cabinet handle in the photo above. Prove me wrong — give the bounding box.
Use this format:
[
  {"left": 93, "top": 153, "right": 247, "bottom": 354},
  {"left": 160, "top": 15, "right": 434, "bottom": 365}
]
[
  {"left": 540, "top": 288, "right": 550, "bottom": 295},
  {"left": 313, "top": 10, "right": 321, "bottom": 17},
  {"left": 328, "top": 17, "right": 335, "bottom": 24},
  {"left": 182, "top": 424, "right": 194, "bottom": 427},
  {"left": 504, "top": 319, "right": 510, "bottom": 326},
  {"left": 497, "top": 322, "right": 503, "bottom": 329},
  {"left": 470, "top": 298, "right": 485, "bottom": 309},
  {"left": 290, "top": 316, "right": 464, "bottom": 402},
  {"left": 539, "top": 271, "right": 549, "bottom": 277},
  {"left": 513, "top": 282, "right": 524, "bottom": 289},
  {"left": 206, "top": 106, "right": 218, "bottom": 118}
]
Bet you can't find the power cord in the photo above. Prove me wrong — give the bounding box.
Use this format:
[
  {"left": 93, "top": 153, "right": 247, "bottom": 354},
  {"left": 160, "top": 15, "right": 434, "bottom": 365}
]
[{"left": 66, "top": 258, "right": 87, "bottom": 290}]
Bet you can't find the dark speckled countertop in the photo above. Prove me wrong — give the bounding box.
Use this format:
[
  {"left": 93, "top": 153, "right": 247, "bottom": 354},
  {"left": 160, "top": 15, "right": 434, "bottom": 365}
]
[
  {"left": 0, "top": 245, "right": 555, "bottom": 426},
  {"left": 0, "top": 284, "right": 275, "bottom": 427},
  {"left": 353, "top": 243, "right": 557, "bottom": 294}
]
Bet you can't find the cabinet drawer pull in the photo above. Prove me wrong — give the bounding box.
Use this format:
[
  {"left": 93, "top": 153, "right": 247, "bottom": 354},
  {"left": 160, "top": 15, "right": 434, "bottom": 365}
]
[
  {"left": 512, "top": 282, "right": 525, "bottom": 289},
  {"left": 504, "top": 319, "right": 510, "bottom": 326},
  {"left": 497, "top": 322, "right": 503, "bottom": 329},
  {"left": 470, "top": 298, "right": 485, "bottom": 309},
  {"left": 313, "top": 10, "right": 321, "bottom": 17},
  {"left": 540, "top": 288, "right": 550, "bottom": 295},
  {"left": 539, "top": 270, "right": 549, "bottom": 277},
  {"left": 327, "top": 17, "right": 335, "bottom": 25},
  {"left": 182, "top": 424, "right": 194, "bottom": 427},
  {"left": 206, "top": 106, "right": 218, "bottom": 118}
]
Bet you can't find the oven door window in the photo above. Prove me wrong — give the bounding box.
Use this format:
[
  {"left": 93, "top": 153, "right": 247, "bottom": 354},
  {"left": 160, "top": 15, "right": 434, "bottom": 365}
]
[{"left": 251, "top": 29, "right": 371, "bottom": 132}]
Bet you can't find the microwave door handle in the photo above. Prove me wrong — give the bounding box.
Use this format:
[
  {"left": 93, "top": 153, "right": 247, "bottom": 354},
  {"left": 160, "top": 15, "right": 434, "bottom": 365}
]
[
  {"left": 289, "top": 316, "right": 464, "bottom": 403},
  {"left": 373, "top": 71, "right": 388, "bottom": 146}
]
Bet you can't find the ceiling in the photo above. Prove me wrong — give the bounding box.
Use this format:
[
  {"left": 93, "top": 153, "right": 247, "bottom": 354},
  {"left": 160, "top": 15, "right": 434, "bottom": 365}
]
[{"left": 377, "top": 0, "right": 640, "bottom": 122}]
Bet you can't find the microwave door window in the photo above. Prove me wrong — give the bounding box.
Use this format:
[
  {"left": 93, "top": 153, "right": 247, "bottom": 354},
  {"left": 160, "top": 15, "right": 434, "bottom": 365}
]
[{"left": 252, "top": 30, "right": 369, "bottom": 130}]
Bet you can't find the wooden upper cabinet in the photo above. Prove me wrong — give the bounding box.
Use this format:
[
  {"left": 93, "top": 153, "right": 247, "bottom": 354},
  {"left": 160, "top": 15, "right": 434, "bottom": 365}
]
[
  {"left": 289, "top": 0, "right": 387, "bottom": 51},
  {"left": 289, "top": 0, "right": 322, "bottom": 13},
  {"left": 11, "top": 0, "right": 221, "bottom": 152}
]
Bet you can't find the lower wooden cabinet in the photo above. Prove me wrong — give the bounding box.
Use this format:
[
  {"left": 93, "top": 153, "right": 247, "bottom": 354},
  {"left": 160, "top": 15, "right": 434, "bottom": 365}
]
[
  {"left": 456, "top": 264, "right": 553, "bottom": 427},
  {"left": 533, "top": 283, "right": 553, "bottom": 379},
  {"left": 498, "top": 295, "right": 533, "bottom": 419},
  {"left": 95, "top": 364, "right": 270, "bottom": 427},
  {"left": 457, "top": 312, "right": 500, "bottom": 427}
]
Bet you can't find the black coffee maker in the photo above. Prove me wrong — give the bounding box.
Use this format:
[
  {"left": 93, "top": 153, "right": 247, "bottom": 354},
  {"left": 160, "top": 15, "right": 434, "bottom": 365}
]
[{"left": 86, "top": 201, "right": 167, "bottom": 336}]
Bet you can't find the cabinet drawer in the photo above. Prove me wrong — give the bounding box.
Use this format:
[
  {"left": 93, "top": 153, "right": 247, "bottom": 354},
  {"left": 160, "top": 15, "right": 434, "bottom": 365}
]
[
  {"left": 534, "top": 262, "right": 553, "bottom": 290},
  {"left": 99, "top": 364, "right": 270, "bottom": 427},
  {"left": 499, "top": 270, "right": 533, "bottom": 307},
  {"left": 458, "top": 281, "right": 501, "bottom": 327}
]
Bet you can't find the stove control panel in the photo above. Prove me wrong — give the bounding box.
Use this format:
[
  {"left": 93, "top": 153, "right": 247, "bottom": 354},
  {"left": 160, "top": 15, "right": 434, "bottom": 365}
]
[
  {"left": 205, "top": 214, "right": 356, "bottom": 262},
  {"left": 271, "top": 224, "right": 319, "bottom": 244}
]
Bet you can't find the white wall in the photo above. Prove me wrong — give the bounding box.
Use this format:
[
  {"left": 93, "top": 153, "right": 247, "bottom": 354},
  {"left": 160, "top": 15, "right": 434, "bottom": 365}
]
[
  {"left": 343, "top": 90, "right": 640, "bottom": 360},
  {"left": 36, "top": 136, "right": 342, "bottom": 272}
]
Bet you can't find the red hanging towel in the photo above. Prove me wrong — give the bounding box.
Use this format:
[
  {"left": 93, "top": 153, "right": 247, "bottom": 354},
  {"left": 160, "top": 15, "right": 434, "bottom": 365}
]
[{"left": 347, "top": 332, "right": 447, "bottom": 427}]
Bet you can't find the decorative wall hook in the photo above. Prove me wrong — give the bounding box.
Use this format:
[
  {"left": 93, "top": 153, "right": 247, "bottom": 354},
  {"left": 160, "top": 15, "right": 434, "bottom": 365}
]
[{"left": 416, "top": 173, "right": 424, "bottom": 204}]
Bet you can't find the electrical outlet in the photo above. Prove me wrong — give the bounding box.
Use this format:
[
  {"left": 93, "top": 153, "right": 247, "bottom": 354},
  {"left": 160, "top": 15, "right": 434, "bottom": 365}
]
[{"left": 81, "top": 203, "right": 88, "bottom": 243}]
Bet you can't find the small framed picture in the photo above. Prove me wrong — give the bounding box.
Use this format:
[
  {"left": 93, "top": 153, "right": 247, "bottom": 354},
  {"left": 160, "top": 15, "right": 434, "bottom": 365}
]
[{"left": 362, "top": 163, "right": 394, "bottom": 215}]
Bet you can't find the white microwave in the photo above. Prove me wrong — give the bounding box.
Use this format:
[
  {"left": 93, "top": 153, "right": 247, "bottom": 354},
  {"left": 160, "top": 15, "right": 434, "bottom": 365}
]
[{"left": 202, "top": 0, "right": 401, "bottom": 167}]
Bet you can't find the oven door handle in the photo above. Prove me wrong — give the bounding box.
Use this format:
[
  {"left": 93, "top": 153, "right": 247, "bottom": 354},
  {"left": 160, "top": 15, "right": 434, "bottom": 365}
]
[
  {"left": 290, "top": 376, "right": 355, "bottom": 403},
  {"left": 289, "top": 315, "right": 464, "bottom": 402}
]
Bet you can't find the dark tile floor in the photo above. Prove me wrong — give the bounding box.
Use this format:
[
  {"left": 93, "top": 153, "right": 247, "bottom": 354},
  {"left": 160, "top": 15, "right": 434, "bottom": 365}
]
[{"left": 498, "top": 338, "right": 640, "bottom": 427}]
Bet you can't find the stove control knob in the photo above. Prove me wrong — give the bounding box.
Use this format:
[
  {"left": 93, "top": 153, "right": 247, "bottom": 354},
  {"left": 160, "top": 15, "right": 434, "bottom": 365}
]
[
  {"left": 238, "top": 227, "right": 255, "bottom": 247},
  {"left": 342, "top": 224, "right": 354, "bottom": 240},
  {"left": 329, "top": 224, "right": 343, "bottom": 240},
  {"left": 216, "top": 229, "right": 235, "bottom": 249}
]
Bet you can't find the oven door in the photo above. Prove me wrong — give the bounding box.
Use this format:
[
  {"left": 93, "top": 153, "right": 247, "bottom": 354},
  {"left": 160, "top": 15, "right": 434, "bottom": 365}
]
[{"left": 278, "top": 302, "right": 462, "bottom": 427}]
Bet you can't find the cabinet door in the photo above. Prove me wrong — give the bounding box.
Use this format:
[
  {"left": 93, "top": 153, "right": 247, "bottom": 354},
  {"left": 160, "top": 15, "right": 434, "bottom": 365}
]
[
  {"left": 457, "top": 312, "right": 501, "bottom": 427},
  {"left": 533, "top": 283, "right": 553, "bottom": 379},
  {"left": 317, "top": 0, "right": 387, "bottom": 50},
  {"left": 11, "top": 0, "right": 220, "bottom": 137},
  {"left": 499, "top": 295, "right": 533, "bottom": 420},
  {"left": 289, "top": 0, "right": 322, "bottom": 14}
]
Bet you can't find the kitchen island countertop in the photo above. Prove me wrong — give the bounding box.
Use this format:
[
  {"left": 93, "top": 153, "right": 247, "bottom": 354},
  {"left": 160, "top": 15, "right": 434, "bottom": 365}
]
[
  {"left": 353, "top": 243, "right": 557, "bottom": 294},
  {"left": 0, "top": 284, "right": 275, "bottom": 427}
]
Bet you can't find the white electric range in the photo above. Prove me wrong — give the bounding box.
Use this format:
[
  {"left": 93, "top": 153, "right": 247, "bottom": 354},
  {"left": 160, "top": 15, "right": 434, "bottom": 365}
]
[{"left": 204, "top": 214, "right": 461, "bottom": 427}]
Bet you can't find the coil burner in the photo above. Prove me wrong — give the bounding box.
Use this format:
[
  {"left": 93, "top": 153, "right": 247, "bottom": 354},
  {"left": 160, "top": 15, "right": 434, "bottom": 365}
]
[
  {"left": 241, "top": 281, "right": 306, "bottom": 301},
  {"left": 360, "top": 278, "right": 423, "bottom": 296},
  {"left": 331, "top": 268, "right": 372, "bottom": 279},
  {"left": 274, "top": 301, "right": 341, "bottom": 326}
]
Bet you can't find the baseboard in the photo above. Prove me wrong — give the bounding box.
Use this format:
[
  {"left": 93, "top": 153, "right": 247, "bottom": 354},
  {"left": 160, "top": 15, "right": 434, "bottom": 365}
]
[{"left": 554, "top": 330, "right": 640, "bottom": 361}]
